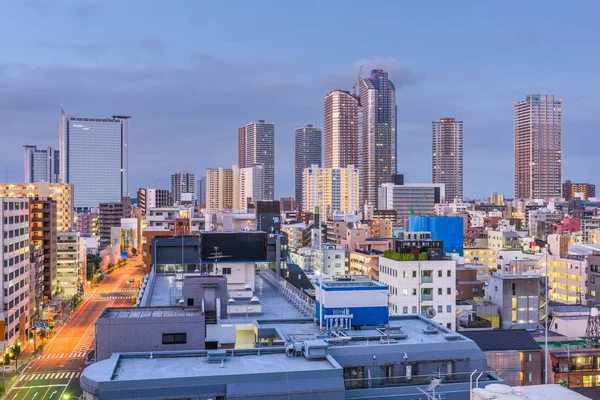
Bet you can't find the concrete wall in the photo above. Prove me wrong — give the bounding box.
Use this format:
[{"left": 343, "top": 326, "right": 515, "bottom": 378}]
[{"left": 95, "top": 311, "right": 206, "bottom": 362}]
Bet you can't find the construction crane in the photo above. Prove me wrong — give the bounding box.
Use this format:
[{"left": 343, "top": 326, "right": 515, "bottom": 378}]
[{"left": 409, "top": 194, "right": 428, "bottom": 216}]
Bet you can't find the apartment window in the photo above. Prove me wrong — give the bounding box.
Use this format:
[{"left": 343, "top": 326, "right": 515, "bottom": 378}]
[
  {"left": 162, "top": 333, "right": 187, "bottom": 344},
  {"left": 412, "top": 306, "right": 417, "bottom": 314},
  {"left": 437, "top": 270, "right": 442, "bottom": 277},
  {"left": 438, "top": 305, "right": 443, "bottom": 313},
  {"left": 472, "top": 287, "right": 479, "bottom": 294},
  {"left": 447, "top": 270, "right": 451, "bottom": 277},
  {"left": 525, "top": 353, "right": 533, "bottom": 362},
  {"left": 591, "top": 277, "right": 596, "bottom": 284},
  {"left": 222, "top": 267, "right": 232, "bottom": 275},
  {"left": 412, "top": 271, "right": 416, "bottom": 278},
  {"left": 447, "top": 305, "right": 451, "bottom": 313},
  {"left": 446, "top": 323, "right": 452, "bottom": 329},
  {"left": 447, "top": 288, "right": 451, "bottom": 295},
  {"left": 412, "top": 289, "right": 417, "bottom": 296},
  {"left": 402, "top": 271, "right": 407, "bottom": 278},
  {"left": 512, "top": 283, "right": 516, "bottom": 295},
  {"left": 592, "top": 290, "right": 597, "bottom": 298},
  {"left": 438, "top": 288, "right": 442, "bottom": 295},
  {"left": 402, "top": 306, "right": 408, "bottom": 314},
  {"left": 525, "top": 373, "right": 533, "bottom": 382},
  {"left": 402, "top": 288, "right": 408, "bottom": 296}
]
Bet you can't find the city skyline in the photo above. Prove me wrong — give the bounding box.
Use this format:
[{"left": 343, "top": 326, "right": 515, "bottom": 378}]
[{"left": 1, "top": 1, "right": 599, "bottom": 198}]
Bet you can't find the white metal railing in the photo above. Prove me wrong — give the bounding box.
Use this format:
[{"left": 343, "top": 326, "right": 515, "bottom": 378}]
[{"left": 257, "top": 268, "right": 315, "bottom": 318}]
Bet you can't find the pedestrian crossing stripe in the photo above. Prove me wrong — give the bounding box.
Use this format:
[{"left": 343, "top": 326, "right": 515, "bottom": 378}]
[
  {"left": 99, "top": 288, "right": 138, "bottom": 292},
  {"left": 19, "top": 371, "right": 82, "bottom": 381},
  {"left": 40, "top": 352, "right": 87, "bottom": 359},
  {"left": 98, "top": 296, "right": 131, "bottom": 299}
]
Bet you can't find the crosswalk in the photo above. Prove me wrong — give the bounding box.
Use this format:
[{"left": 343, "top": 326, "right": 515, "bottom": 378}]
[
  {"left": 98, "top": 296, "right": 132, "bottom": 300},
  {"left": 39, "top": 352, "right": 87, "bottom": 360},
  {"left": 19, "top": 371, "right": 81, "bottom": 381},
  {"left": 99, "top": 288, "right": 138, "bottom": 293}
]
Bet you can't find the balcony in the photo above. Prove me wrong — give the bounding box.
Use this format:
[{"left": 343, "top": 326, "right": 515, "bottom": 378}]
[
  {"left": 421, "top": 276, "right": 433, "bottom": 283},
  {"left": 421, "top": 294, "right": 433, "bottom": 301}
]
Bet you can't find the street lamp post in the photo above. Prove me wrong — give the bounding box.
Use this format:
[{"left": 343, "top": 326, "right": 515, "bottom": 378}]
[{"left": 563, "top": 343, "right": 571, "bottom": 387}]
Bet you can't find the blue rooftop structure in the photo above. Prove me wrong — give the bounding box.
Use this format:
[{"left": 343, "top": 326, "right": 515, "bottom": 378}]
[{"left": 409, "top": 216, "right": 464, "bottom": 255}]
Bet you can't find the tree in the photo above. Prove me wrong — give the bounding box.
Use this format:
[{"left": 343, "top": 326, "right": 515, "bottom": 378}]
[
  {"left": 38, "top": 329, "right": 47, "bottom": 346},
  {"left": 3, "top": 354, "right": 10, "bottom": 366}
]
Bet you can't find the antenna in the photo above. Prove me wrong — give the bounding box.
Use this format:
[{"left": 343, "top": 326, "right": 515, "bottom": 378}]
[
  {"left": 352, "top": 64, "right": 364, "bottom": 97},
  {"left": 206, "top": 246, "right": 231, "bottom": 275},
  {"left": 424, "top": 307, "right": 438, "bottom": 333}
]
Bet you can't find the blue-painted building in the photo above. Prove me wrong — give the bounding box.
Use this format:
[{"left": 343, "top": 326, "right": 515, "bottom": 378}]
[
  {"left": 315, "top": 280, "right": 389, "bottom": 328},
  {"left": 408, "top": 216, "right": 464, "bottom": 256}
]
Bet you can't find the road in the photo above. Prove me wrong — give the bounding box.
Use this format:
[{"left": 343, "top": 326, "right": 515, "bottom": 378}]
[{"left": 6, "top": 258, "right": 144, "bottom": 400}]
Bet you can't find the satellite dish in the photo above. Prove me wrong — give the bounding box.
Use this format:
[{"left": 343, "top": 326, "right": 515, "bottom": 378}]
[
  {"left": 228, "top": 298, "right": 236, "bottom": 303},
  {"left": 426, "top": 307, "right": 436, "bottom": 319},
  {"left": 250, "top": 296, "right": 260, "bottom": 302}
]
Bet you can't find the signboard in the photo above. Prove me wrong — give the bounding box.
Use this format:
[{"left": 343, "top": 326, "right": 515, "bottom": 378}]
[{"left": 121, "top": 252, "right": 128, "bottom": 259}]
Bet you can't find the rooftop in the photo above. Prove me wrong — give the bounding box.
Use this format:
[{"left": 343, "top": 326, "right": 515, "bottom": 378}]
[
  {"left": 316, "top": 280, "right": 387, "bottom": 290},
  {"left": 100, "top": 306, "right": 203, "bottom": 319},
  {"left": 462, "top": 329, "right": 541, "bottom": 352}
]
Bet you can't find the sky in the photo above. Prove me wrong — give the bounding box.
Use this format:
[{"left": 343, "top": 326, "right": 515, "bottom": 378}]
[{"left": 1, "top": 0, "right": 600, "bottom": 199}]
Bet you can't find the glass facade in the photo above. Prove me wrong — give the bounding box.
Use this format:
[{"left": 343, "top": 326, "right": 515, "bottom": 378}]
[{"left": 60, "top": 113, "right": 129, "bottom": 211}]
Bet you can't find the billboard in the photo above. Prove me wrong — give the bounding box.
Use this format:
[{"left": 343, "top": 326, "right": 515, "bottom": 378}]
[{"left": 201, "top": 232, "right": 267, "bottom": 262}]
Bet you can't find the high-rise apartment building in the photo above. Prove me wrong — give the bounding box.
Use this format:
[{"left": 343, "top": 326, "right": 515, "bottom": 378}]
[
  {"left": 171, "top": 172, "right": 195, "bottom": 204},
  {"left": 239, "top": 120, "right": 275, "bottom": 200},
  {"left": 197, "top": 177, "right": 206, "bottom": 207},
  {"left": 99, "top": 197, "right": 131, "bottom": 248},
  {"left": 489, "top": 193, "right": 506, "bottom": 206},
  {"left": 239, "top": 164, "right": 265, "bottom": 211},
  {"left": 59, "top": 108, "right": 129, "bottom": 211},
  {"left": 30, "top": 199, "right": 57, "bottom": 300},
  {"left": 294, "top": 125, "right": 322, "bottom": 210},
  {"left": 302, "top": 165, "right": 359, "bottom": 216},
  {"left": 432, "top": 118, "right": 463, "bottom": 202},
  {"left": 74, "top": 212, "right": 99, "bottom": 236},
  {"left": 206, "top": 168, "right": 235, "bottom": 211},
  {"left": 23, "top": 145, "right": 60, "bottom": 183},
  {"left": 0, "top": 182, "right": 73, "bottom": 232},
  {"left": 359, "top": 70, "right": 396, "bottom": 207},
  {"left": 137, "top": 188, "right": 173, "bottom": 215},
  {"left": 1, "top": 198, "right": 31, "bottom": 343},
  {"left": 514, "top": 95, "right": 562, "bottom": 199},
  {"left": 324, "top": 90, "right": 360, "bottom": 169},
  {"left": 562, "top": 180, "right": 595, "bottom": 201}
]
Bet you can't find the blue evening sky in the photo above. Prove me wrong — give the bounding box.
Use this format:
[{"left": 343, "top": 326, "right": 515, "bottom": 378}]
[{"left": 1, "top": 0, "right": 599, "bottom": 199}]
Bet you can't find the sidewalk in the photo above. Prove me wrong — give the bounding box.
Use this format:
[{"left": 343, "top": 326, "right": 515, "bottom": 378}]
[{"left": 0, "top": 341, "right": 39, "bottom": 389}]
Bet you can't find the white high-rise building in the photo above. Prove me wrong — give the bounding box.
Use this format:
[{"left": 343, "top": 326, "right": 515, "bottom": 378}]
[
  {"left": 0, "top": 198, "right": 31, "bottom": 343},
  {"left": 238, "top": 164, "right": 265, "bottom": 211},
  {"left": 324, "top": 90, "right": 360, "bottom": 170},
  {"left": 23, "top": 145, "right": 60, "bottom": 183},
  {"left": 171, "top": 171, "right": 195, "bottom": 204},
  {"left": 59, "top": 108, "right": 129, "bottom": 212},
  {"left": 302, "top": 165, "right": 359, "bottom": 217},
  {"left": 432, "top": 118, "right": 463, "bottom": 202},
  {"left": 239, "top": 120, "right": 275, "bottom": 200},
  {"left": 378, "top": 182, "right": 445, "bottom": 218},
  {"left": 379, "top": 256, "right": 456, "bottom": 330},
  {"left": 57, "top": 231, "right": 86, "bottom": 299},
  {"left": 514, "top": 95, "right": 562, "bottom": 199}
]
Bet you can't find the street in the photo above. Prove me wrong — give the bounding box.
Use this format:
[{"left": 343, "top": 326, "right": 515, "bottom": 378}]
[{"left": 5, "top": 258, "right": 144, "bottom": 400}]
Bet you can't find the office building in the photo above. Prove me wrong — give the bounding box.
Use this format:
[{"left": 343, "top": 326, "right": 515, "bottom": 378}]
[
  {"left": 99, "top": 197, "right": 131, "bottom": 248},
  {"left": 379, "top": 251, "right": 457, "bottom": 329},
  {"left": 59, "top": 108, "right": 129, "bottom": 211},
  {"left": 0, "top": 182, "right": 73, "bottom": 232},
  {"left": 378, "top": 182, "right": 445, "bottom": 219},
  {"left": 57, "top": 231, "right": 86, "bottom": 299},
  {"left": 170, "top": 171, "right": 195, "bottom": 204},
  {"left": 239, "top": 120, "right": 275, "bottom": 200},
  {"left": 432, "top": 118, "right": 463, "bottom": 202},
  {"left": 137, "top": 188, "right": 172, "bottom": 216},
  {"left": 563, "top": 180, "right": 596, "bottom": 201},
  {"left": 23, "top": 145, "right": 59, "bottom": 183},
  {"left": 294, "top": 124, "right": 322, "bottom": 210},
  {"left": 302, "top": 165, "right": 359, "bottom": 216},
  {"left": 205, "top": 168, "right": 235, "bottom": 211},
  {"left": 238, "top": 164, "right": 265, "bottom": 211},
  {"left": 28, "top": 244, "right": 44, "bottom": 327},
  {"left": 74, "top": 212, "right": 99, "bottom": 236},
  {"left": 514, "top": 95, "right": 562, "bottom": 199},
  {"left": 324, "top": 90, "right": 359, "bottom": 170},
  {"left": 1, "top": 198, "right": 31, "bottom": 343},
  {"left": 30, "top": 199, "right": 58, "bottom": 300},
  {"left": 279, "top": 197, "right": 295, "bottom": 213},
  {"left": 196, "top": 176, "right": 206, "bottom": 207},
  {"left": 359, "top": 69, "right": 396, "bottom": 207}
]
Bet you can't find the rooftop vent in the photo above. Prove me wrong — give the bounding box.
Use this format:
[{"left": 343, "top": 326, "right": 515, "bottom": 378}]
[{"left": 443, "top": 334, "right": 462, "bottom": 341}]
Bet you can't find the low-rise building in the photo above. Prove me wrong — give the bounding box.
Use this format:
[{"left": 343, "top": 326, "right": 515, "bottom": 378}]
[
  {"left": 487, "top": 273, "right": 540, "bottom": 330},
  {"left": 488, "top": 229, "right": 521, "bottom": 250},
  {"left": 550, "top": 347, "right": 600, "bottom": 389},
  {"left": 456, "top": 267, "right": 485, "bottom": 300},
  {"left": 56, "top": 231, "right": 86, "bottom": 299},
  {"left": 349, "top": 249, "right": 382, "bottom": 280}
]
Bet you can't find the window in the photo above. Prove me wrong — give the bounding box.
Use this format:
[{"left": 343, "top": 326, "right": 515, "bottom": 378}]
[
  {"left": 592, "top": 277, "right": 596, "bottom": 284},
  {"left": 447, "top": 288, "right": 451, "bottom": 295},
  {"left": 412, "top": 288, "right": 417, "bottom": 296},
  {"left": 525, "top": 353, "right": 533, "bottom": 362},
  {"left": 525, "top": 373, "right": 532, "bottom": 382},
  {"left": 403, "top": 306, "right": 408, "bottom": 314},
  {"left": 447, "top": 305, "right": 451, "bottom": 313},
  {"left": 592, "top": 290, "right": 597, "bottom": 298},
  {"left": 402, "top": 288, "right": 408, "bottom": 296},
  {"left": 412, "top": 306, "right": 417, "bottom": 314},
  {"left": 187, "top": 298, "right": 194, "bottom": 306},
  {"left": 412, "top": 271, "right": 416, "bottom": 278},
  {"left": 222, "top": 267, "right": 232, "bottom": 275},
  {"left": 447, "top": 270, "right": 451, "bottom": 277},
  {"left": 162, "top": 333, "right": 187, "bottom": 344},
  {"left": 402, "top": 271, "right": 407, "bottom": 278},
  {"left": 446, "top": 323, "right": 452, "bottom": 329},
  {"left": 437, "top": 270, "right": 442, "bottom": 277},
  {"left": 438, "top": 305, "right": 443, "bottom": 313},
  {"left": 472, "top": 287, "right": 479, "bottom": 294},
  {"left": 438, "top": 288, "right": 442, "bottom": 295}
]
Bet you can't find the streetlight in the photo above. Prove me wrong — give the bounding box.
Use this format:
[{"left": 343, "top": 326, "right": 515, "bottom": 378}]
[{"left": 563, "top": 343, "right": 571, "bottom": 387}]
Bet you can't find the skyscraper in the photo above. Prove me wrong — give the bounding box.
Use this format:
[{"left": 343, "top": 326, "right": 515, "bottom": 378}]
[
  {"left": 514, "top": 95, "right": 562, "bottom": 199},
  {"left": 206, "top": 168, "right": 234, "bottom": 211},
  {"left": 359, "top": 70, "right": 396, "bottom": 207},
  {"left": 197, "top": 176, "right": 206, "bottom": 207},
  {"left": 324, "top": 90, "right": 360, "bottom": 169},
  {"left": 23, "top": 145, "right": 60, "bottom": 183},
  {"left": 294, "top": 124, "right": 322, "bottom": 210},
  {"left": 239, "top": 164, "right": 265, "bottom": 211},
  {"left": 432, "top": 118, "right": 463, "bottom": 202},
  {"left": 171, "top": 171, "right": 195, "bottom": 204},
  {"left": 239, "top": 120, "right": 275, "bottom": 200},
  {"left": 59, "top": 108, "right": 129, "bottom": 212}
]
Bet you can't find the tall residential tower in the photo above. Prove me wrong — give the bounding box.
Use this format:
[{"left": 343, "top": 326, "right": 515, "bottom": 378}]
[
  {"left": 171, "top": 171, "right": 195, "bottom": 204},
  {"left": 59, "top": 107, "right": 129, "bottom": 211},
  {"left": 324, "top": 90, "right": 360, "bottom": 169},
  {"left": 238, "top": 120, "right": 275, "bottom": 200},
  {"left": 359, "top": 70, "right": 396, "bottom": 207},
  {"left": 294, "top": 124, "right": 322, "bottom": 210},
  {"left": 514, "top": 95, "right": 562, "bottom": 199},
  {"left": 432, "top": 118, "right": 463, "bottom": 202}
]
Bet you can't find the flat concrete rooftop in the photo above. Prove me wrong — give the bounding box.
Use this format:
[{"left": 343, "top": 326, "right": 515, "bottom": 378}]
[
  {"left": 101, "top": 306, "right": 203, "bottom": 319},
  {"left": 85, "top": 352, "right": 337, "bottom": 382}
]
